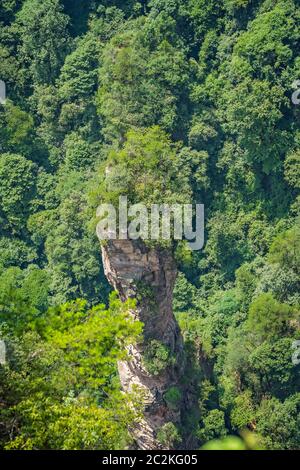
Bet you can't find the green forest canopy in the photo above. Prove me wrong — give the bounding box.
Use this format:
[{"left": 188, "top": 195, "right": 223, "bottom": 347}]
[{"left": 0, "top": 0, "right": 299, "bottom": 450}]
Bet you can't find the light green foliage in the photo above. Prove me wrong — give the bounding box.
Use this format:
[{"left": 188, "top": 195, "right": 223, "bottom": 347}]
[
  {"left": 284, "top": 150, "right": 300, "bottom": 189},
  {"left": 44, "top": 200, "right": 107, "bottom": 305},
  {"left": 248, "top": 338, "right": 299, "bottom": 399},
  {"left": 0, "top": 238, "right": 36, "bottom": 272},
  {"left": 221, "top": 79, "right": 288, "bottom": 173},
  {"left": 224, "top": 0, "right": 250, "bottom": 11},
  {"left": 157, "top": 422, "right": 181, "bottom": 448},
  {"left": 201, "top": 436, "right": 247, "bottom": 450},
  {"left": 97, "top": 27, "right": 191, "bottom": 142},
  {"left": 268, "top": 225, "right": 300, "bottom": 273},
  {"left": 56, "top": 31, "right": 101, "bottom": 142},
  {"left": 205, "top": 289, "right": 242, "bottom": 349},
  {"left": 58, "top": 34, "right": 99, "bottom": 101},
  {"left": 0, "top": 153, "right": 37, "bottom": 233},
  {"left": 64, "top": 133, "right": 94, "bottom": 171},
  {"left": 95, "top": 126, "right": 192, "bottom": 210},
  {"left": 173, "top": 272, "right": 197, "bottom": 312},
  {"left": 247, "top": 293, "right": 296, "bottom": 340},
  {"left": 143, "top": 340, "right": 175, "bottom": 376},
  {"left": 198, "top": 409, "right": 227, "bottom": 443},
  {"left": 0, "top": 294, "right": 143, "bottom": 449},
  {"left": 201, "top": 432, "right": 262, "bottom": 450},
  {"left": 230, "top": 391, "right": 256, "bottom": 431},
  {"left": 0, "top": 101, "right": 35, "bottom": 154},
  {"left": 0, "top": 266, "right": 49, "bottom": 333},
  {"left": 256, "top": 394, "right": 300, "bottom": 450},
  {"left": 42, "top": 293, "right": 143, "bottom": 390},
  {"left": 5, "top": 398, "right": 138, "bottom": 450}
]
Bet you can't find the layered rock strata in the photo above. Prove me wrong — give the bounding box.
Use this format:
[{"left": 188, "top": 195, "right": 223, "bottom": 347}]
[{"left": 101, "top": 239, "right": 184, "bottom": 450}]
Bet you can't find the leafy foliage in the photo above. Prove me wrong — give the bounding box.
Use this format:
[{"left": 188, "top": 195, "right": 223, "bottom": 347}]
[
  {"left": 0, "top": 294, "right": 143, "bottom": 449},
  {"left": 143, "top": 340, "right": 175, "bottom": 376}
]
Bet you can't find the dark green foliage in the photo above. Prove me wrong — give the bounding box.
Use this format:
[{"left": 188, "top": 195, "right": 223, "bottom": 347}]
[
  {"left": 256, "top": 394, "right": 300, "bottom": 450},
  {"left": 16, "top": 0, "right": 71, "bottom": 85},
  {"left": 0, "top": 294, "right": 142, "bottom": 449},
  {"left": 164, "top": 386, "right": 182, "bottom": 410}
]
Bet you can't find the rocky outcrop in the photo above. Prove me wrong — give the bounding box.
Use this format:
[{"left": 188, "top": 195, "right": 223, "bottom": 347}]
[{"left": 101, "top": 239, "right": 185, "bottom": 450}]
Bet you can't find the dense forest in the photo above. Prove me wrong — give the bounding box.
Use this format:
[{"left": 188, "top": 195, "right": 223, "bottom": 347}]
[{"left": 0, "top": 0, "right": 299, "bottom": 450}]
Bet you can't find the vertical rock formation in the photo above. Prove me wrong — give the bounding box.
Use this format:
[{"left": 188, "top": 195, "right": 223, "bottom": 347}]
[{"left": 101, "top": 239, "right": 185, "bottom": 450}]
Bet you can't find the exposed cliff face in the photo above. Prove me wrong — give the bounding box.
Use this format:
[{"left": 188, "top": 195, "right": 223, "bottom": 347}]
[{"left": 101, "top": 239, "right": 185, "bottom": 450}]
